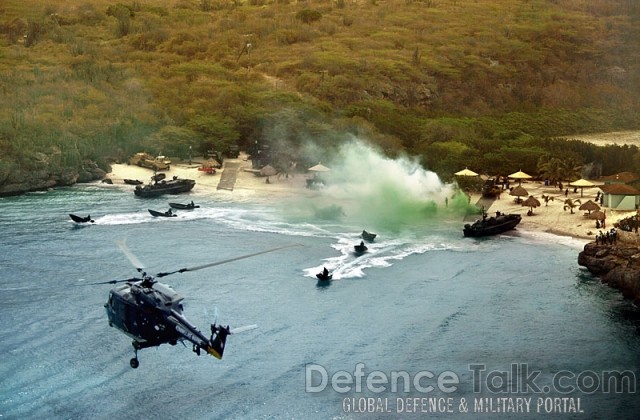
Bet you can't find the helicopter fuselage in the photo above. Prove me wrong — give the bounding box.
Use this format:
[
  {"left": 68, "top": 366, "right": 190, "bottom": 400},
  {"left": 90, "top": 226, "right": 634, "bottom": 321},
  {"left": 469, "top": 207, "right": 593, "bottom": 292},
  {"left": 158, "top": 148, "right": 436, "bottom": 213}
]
[
  {"left": 104, "top": 277, "right": 229, "bottom": 368},
  {"left": 104, "top": 279, "right": 184, "bottom": 347},
  {"left": 99, "top": 239, "right": 287, "bottom": 368}
]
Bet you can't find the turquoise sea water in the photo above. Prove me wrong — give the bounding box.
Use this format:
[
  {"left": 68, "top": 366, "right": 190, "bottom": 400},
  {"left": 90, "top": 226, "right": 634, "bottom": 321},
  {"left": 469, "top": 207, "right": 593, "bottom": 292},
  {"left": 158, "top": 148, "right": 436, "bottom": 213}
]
[{"left": 0, "top": 180, "right": 639, "bottom": 419}]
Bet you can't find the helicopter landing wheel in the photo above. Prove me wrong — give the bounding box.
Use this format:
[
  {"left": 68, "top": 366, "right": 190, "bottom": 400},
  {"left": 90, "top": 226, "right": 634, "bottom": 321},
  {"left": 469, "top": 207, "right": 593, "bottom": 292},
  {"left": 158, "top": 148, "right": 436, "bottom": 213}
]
[{"left": 130, "top": 345, "right": 140, "bottom": 368}]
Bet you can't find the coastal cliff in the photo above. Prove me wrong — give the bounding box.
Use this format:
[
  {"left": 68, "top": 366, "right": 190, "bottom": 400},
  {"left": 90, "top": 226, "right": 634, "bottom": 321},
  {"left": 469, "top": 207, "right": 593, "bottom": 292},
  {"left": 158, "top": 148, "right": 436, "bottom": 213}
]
[
  {"left": 0, "top": 158, "right": 107, "bottom": 197},
  {"left": 578, "top": 231, "right": 640, "bottom": 304}
]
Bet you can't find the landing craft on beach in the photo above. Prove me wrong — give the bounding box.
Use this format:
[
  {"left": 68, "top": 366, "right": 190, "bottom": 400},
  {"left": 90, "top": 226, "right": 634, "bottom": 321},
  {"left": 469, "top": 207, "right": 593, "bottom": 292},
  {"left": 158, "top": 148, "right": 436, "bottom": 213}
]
[
  {"left": 463, "top": 209, "right": 521, "bottom": 237},
  {"left": 91, "top": 241, "right": 298, "bottom": 368},
  {"left": 134, "top": 173, "right": 195, "bottom": 198}
]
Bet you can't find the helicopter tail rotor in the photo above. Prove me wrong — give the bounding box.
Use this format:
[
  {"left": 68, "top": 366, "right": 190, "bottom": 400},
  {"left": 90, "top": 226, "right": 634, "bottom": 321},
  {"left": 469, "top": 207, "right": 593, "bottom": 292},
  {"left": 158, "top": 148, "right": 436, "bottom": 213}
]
[{"left": 207, "top": 324, "right": 231, "bottom": 359}]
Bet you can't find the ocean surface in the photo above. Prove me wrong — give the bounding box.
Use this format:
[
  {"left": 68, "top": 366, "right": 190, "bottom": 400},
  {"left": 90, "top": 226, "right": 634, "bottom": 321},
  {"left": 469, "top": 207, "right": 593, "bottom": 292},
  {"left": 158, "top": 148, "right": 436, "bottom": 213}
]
[{"left": 1, "top": 179, "right": 639, "bottom": 419}]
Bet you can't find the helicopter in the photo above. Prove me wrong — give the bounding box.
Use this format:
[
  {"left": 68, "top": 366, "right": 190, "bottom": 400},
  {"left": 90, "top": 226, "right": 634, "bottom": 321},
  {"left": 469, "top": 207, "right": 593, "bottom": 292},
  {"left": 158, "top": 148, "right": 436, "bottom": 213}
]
[{"left": 94, "top": 241, "right": 297, "bottom": 369}]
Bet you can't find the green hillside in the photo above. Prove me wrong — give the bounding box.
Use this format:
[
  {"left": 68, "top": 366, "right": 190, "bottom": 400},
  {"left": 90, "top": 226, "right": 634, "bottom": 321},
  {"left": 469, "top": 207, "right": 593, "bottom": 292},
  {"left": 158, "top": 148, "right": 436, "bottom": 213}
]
[{"left": 1, "top": 0, "right": 639, "bottom": 193}]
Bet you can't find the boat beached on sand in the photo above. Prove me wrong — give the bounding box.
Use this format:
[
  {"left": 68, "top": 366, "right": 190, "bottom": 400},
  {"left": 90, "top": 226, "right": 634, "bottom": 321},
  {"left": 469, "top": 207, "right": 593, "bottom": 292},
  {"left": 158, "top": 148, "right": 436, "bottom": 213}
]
[
  {"left": 123, "top": 179, "right": 143, "bottom": 185},
  {"left": 134, "top": 173, "right": 195, "bottom": 198},
  {"left": 463, "top": 210, "right": 521, "bottom": 237}
]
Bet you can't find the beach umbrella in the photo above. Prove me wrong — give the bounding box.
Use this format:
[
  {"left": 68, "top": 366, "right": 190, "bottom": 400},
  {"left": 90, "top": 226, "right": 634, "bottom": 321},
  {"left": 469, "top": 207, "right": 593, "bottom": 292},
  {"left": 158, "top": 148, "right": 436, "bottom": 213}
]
[
  {"left": 508, "top": 170, "right": 532, "bottom": 185},
  {"left": 589, "top": 210, "right": 605, "bottom": 221},
  {"left": 509, "top": 185, "right": 528, "bottom": 203},
  {"left": 579, "top": 200, "right": 600, "bottom": 214},
  {"left": 569, "top": 178, "right": 602, "bottom": 197},
  {"left": 454, "top": 168, "right": 478, "bottom": 177},
  {"left": 309, "top": 163, "right": 331, "bottom": 172},
  {"left": 522, "top": 195, "right": 540, "bottom": 209},
  {"left": 260, "top": 165, "right": 277, "bottom": 177}
]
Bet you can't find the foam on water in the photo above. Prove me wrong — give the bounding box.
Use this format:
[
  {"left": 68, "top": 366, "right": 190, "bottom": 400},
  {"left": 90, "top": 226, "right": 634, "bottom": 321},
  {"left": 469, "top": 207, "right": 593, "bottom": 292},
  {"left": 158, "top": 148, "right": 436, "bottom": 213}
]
[
  {"left": 303, "top": 231, "right": 459, "bottom": 279},
  {"left": 517, "top": 228, "right": 590, "bottom": 250}
]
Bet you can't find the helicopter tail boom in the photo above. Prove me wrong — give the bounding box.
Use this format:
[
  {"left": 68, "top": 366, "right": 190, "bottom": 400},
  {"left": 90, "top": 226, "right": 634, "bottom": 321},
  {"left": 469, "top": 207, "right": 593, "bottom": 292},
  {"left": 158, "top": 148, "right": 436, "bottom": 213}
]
[{"left": 169, "top": 310, "right": 230, "bottom": 360}]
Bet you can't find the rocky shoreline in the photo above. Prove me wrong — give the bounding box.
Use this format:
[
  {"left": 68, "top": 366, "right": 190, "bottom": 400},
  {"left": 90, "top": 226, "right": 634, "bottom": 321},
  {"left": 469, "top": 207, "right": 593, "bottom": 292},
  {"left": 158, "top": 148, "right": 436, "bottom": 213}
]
[
  {"left": 0, "top": 160, "right": 107, "bottom": 197},
  {"left": 578, "top": 230, "right": 640, "bottom": 304}
]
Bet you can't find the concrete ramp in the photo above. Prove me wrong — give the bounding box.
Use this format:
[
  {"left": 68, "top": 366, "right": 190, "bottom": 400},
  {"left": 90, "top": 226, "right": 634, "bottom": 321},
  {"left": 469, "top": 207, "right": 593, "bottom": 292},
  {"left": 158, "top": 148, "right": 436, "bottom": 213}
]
[{"left": 217, "top": 161, "right": 240, "bottom": 191}]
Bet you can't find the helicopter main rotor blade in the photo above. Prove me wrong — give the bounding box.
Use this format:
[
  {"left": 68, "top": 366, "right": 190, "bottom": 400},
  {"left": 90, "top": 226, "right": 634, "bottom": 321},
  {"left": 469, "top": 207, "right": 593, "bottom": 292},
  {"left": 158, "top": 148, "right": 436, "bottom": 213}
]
[
  {"left": 117, "top": 240, "right": 145, "bottom": 272},
  {"left": 0, "top": 276, "right": 140, "bottom": 291},
  {"left": 79, "top": 277, "right": 140, "bottom": 286},
  {"left": 156, "top": 244, "right": 302, "bottom": 278}
]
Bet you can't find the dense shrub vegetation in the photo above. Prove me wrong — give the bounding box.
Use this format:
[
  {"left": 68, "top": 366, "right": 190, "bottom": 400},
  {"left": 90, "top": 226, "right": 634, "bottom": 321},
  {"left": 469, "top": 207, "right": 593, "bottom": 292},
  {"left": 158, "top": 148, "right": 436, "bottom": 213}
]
[{"left": 1, "top": 0, "right": 639, "bottom": 185}]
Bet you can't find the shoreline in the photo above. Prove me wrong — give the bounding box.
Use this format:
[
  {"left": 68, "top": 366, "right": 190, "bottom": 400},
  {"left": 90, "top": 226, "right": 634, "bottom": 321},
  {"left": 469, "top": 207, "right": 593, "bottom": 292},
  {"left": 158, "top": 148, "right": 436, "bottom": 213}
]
[
  {"left": 466, "top": 182, "right": 636, "bottom": 245},
  {"left": 106, "top": 158, "right": 636, "bottom": 246}
]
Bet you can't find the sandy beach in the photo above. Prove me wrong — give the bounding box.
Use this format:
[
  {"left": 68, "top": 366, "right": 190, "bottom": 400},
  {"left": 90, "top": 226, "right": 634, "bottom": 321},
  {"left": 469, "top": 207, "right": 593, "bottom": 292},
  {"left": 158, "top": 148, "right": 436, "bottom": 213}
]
[
  {"left": 106, "top": 154, "right": 637, "bottom": 243},
  {"left": 466, "top": 182, "right": 631, "bottom": 241},
  {"left": 106, "top": 154, "right": 311, "bottom": 198}
]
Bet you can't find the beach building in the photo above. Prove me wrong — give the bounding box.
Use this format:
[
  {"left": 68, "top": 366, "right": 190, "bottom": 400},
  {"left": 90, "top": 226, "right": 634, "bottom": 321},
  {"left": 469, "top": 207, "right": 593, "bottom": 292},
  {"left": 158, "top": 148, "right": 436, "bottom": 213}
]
[
  {"left": 600, "top": 171, "right": 639, "bottom": 184},
  {"left": 599, "top": 172, "right": 640, "bottom": 210}
]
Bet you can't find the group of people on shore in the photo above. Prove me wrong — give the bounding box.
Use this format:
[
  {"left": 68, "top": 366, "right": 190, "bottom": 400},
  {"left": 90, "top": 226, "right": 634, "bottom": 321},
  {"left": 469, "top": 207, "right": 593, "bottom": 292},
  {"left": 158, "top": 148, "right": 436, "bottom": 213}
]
[{"left": 595, "top": 228, "right": 617, "bottom": 245}]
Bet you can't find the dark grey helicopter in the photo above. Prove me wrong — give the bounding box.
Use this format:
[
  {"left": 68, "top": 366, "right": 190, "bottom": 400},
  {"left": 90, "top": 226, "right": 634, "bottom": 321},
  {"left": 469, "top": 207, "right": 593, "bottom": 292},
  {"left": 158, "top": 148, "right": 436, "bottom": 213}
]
[{"left": 95, "top": 241, "right": 296, "bottom": 368}]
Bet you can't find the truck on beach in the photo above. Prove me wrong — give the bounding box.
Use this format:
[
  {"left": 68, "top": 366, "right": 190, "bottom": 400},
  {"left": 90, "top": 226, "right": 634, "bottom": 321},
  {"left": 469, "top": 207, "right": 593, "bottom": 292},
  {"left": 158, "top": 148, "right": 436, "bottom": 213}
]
[{"left": 129, "top": 153, "right": 171, "bottom": 171}]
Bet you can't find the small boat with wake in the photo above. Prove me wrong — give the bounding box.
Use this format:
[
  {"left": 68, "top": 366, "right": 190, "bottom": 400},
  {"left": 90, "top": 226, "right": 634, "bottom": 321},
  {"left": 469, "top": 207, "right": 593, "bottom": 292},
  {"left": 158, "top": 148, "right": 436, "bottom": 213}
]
[
  {"left": 69, "top": 214, "right": 94, "bottom": 223},
  {"left": 361, "top": 230, "right": 377, "bottom": 242},
  {"left": 169, "top": 201, "right": 199, "bottom": 210},
  {"left": 148, "top": 209, "right": 177, "bottom": 218},
  {"left": 463, "top": 210, "right": 521, "bottom": 237},
  {"left": 354, "top": 241, "right": 368, "bottom": 256},
  {"left": 316, "top": 267, "right": 333, "bottom": 281}
]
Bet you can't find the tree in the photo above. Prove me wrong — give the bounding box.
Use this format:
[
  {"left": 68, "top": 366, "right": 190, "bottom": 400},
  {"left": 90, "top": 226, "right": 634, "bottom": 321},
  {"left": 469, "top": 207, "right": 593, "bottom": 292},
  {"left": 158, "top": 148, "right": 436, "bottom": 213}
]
[
  {"left": 142, "top": 126, "right": 200, "bottom": 159},
  {"left": 537, "top": 155, "right": 583, "bottom": 184},
  {"left": 558, "top": 156, "right": 583, "bottom": 182},
  {"left": 537, "top": 156, "right": 564, "bottom": 184},
  {"left": 541, "top": 194, "right": 555, "bottom": 206},
  {"left": 187, "top": 115, "right": 239, "bottom": 155},
  {"left": 563, "top": 198, "right": 581, "bottom": 214}
]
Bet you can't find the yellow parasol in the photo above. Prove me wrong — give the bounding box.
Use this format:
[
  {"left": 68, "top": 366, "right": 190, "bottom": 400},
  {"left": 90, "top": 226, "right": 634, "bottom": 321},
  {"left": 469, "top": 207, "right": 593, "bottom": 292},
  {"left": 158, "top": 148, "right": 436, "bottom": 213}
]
[
  {"left": 569, "top": 178, "right": 603, "bottom": 197},
  {"left": 508, "top": 170, "right": 532, "bottom": 186},
  {"left": 454, "top": 168, "right": 479, "bottom": 177}
]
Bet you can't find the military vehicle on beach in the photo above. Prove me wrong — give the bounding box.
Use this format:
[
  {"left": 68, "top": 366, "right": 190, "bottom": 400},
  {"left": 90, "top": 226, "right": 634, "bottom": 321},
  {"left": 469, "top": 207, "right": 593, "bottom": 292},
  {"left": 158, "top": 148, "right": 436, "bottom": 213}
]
[
  {"left": 482, "top": 178, "right": 501, "bottom": 198},
  {"left": 129, "top": 153, "right": 171, "bottom": 171}
]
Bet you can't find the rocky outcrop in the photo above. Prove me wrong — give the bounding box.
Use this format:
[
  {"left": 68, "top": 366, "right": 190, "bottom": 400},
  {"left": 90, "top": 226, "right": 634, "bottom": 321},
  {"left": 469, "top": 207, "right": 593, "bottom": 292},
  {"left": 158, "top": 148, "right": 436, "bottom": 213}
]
[
  {"left": 578, "top": 239, "right": 640, "bottom": 304},
  {"left": 0, "top": 160, "right": 108, "bottom": 197}
]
